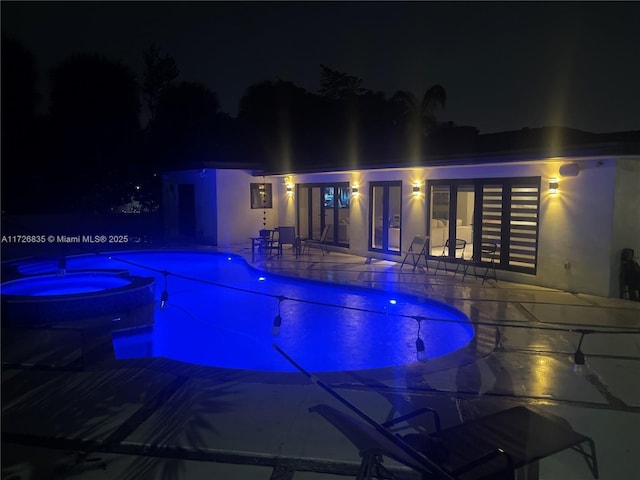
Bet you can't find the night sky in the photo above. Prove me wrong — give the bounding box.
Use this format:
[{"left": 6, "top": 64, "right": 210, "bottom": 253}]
[{"left": 3, "top": 1, "right": 639, "bottom": 134}]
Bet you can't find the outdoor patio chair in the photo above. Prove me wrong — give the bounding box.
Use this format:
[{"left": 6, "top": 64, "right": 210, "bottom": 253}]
[
  {"left": 301, "top": 224, "right": 330, "bottom": 255},
  {"left": 311, "top": 403, "right": 599, "bottom": 480},
  {"left": 461, "top": 241, "right": 498, "bottom": 284},
  {"left": 434, "top": 239, "right": 466, "bottom": 276},
  {"left": 400, "top": 235, "right": 430, "bottom": 271},
  {"left": 275, "top": 226, "right": 298, "bottom": 257}
]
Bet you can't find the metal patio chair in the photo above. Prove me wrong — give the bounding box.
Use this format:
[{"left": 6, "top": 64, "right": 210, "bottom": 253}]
[
  {"left": 461, "top": 241, "right": 498, "bottom": 284},
  {"left": 400, "top": 235, "right": 430, "bottom": 271},
  {"left": 434, "top": 239, "right": 466, "bottom": 276}
]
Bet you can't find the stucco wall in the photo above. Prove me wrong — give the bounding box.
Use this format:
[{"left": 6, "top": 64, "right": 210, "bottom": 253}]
[
  {"left": 276, "top": 157, "right": 624, "bottom": 297},
  {"left": 611, "top": 157, "right": 640, "bottom": 297},
  {"left": 165, "top": 155, "right": 631, "bottom": 297},
  {"left": 215, "top": 169, "right": 280, "bottom": 247}
]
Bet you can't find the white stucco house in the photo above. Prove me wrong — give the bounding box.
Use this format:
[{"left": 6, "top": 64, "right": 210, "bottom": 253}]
[{"left": 163, "top": 129, "right": 640, "bottom": 299}]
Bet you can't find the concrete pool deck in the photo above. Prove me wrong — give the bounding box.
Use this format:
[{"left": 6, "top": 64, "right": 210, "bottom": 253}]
[{"left": 2, "top": 245, "right": 640, "bottom": 479}]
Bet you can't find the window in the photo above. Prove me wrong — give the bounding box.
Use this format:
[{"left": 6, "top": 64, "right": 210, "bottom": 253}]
[
  {"left": 250, "top": 183, "right": 272, "bottom": 209},
  {"left": 427, "top": 177, "right": 540, "bottom": 273}
]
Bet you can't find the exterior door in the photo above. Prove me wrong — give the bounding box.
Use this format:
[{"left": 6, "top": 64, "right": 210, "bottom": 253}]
[
  {"left": 369, "top": 181, "right": 402, "bottom": 254},
  {"left": 297, "top": 183, "right": 350, "bottom": 247}
]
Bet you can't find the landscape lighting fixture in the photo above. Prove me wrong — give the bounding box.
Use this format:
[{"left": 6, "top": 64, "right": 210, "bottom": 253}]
[
  {"left": 416, "top": 336, "right": 426, "bottom": 362},
  {"left": 272, "top": 296, "right": 284, "bottom": 336},
  {"left": 160, "top": 271, "right": 169, "bottom": 310},
  {"left": 414, "top": 316, "right": 427, "bottom": 362},
  {"left": 571, "top": 329, "right": 594, "bottom": 374}
]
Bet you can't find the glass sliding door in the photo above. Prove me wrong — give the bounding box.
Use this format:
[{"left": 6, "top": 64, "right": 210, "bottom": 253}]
[
  {"left": 369, "top": 181, "right": 402, "bottom": 254},
  {"left": 427, "top": 177, "right": 540, "bottom": 274}
]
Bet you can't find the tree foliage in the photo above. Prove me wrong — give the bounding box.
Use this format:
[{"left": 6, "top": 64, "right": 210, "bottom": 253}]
[
  {"left": 318, "top": 64, "right": 368, "bottom": 99},
  {"left": 147, "top": 81, "right": 232, "bottom": 167},
  {"left": 141, "top": 44, "right": 180, "bottom": 123},
  {"left": 48, "top": 53, "right": 141, "bottom": 212},
  {"left": 2, "top": 45, "right": 456, "bottom": 212}
]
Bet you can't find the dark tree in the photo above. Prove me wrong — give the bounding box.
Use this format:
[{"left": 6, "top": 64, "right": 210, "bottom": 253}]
[
  {"left": 421, "top": 84, "right": 447, "bottom": 133},
  {"left": 1, "top": 34, "right": 38, "bottom": 135},
  {"left": 141, "top": 44, "right": 180, "bottom": 124},
  {"left": 238, "top": 79, "right": 335, "bottom": 168},
  {"left": 147, "top": 81, "right": 232, "bottom": 167},
  {"left": 49, "top": 53, "right": 141, "bottom": 212},
  {"left": 1, "top": 35, "right": 41, "bottom": 213},
  {"left": 317, "top": 64, "right": 368, "bottom": 99}
]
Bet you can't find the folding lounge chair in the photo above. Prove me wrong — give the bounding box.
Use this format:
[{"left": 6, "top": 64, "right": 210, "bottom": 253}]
[
  {"left": 400, "top": 235, "right": 430, "bottom": 271},
  {"left": 301, "top": 224, "right": 330, "bottom": 255},
  {"left": 311, "top": 403, "right": 599, "bottom": 480}
]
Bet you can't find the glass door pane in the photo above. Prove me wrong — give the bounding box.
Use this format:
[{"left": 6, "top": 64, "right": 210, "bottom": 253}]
[
  {"left": 456, "top": 184, "right": 474, "bottom": 260},
  {"left": 429, "top": 185, "right": 450, "bottom": 256},
  {"left": 388, "top": 184, "right": 401, "bottom": 252},
  {"left": 336, "top": 185, "right": 350, "bottom": 243},
  {"left": 371, "top": 185, "right": 384, "bottom": 250},
  {"left": 323, "top": 186, "right": 335, "bottom": 242}
]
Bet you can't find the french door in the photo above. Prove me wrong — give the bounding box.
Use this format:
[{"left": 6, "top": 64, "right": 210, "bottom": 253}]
[
  {"left": 369, "top": 181, "right": 402, "bottom": 254},
  {"left": 297, "top": 183, "right": 350, "bottom": 247}
]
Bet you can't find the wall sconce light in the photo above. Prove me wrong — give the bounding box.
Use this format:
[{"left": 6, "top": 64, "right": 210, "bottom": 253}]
[
  {"left": 549, "top": 178, "right": 559, "bottom": 194},
  {"left": 412, "top": 183, "right": 421, "bottom": 195},
  {"left": 286, "top": 184, "right": 293, "bottom": 195},
  {"left": 351, "top": 185, "right": 359, "bottom": 196}
]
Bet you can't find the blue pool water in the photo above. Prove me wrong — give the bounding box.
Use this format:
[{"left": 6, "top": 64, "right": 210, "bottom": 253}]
[
  {"left": 1, "top": 273, "right": 131, "bottom": 296},
  {"left": 8, "top": 251, "right": 474, "bottom": 372}
]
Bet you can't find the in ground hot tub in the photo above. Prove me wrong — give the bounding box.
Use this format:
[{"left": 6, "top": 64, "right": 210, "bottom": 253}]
[{"left": 1, "top": 270, "right": 155, "bottom": 329}]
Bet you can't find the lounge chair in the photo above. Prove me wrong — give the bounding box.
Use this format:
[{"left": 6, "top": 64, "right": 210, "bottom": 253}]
[
  {"left": 301, "top": 224, "right": 330, "bottom": 255},
  {"left": 311, "top": 403, "right": 598, "bottom": 480},
  {"left": 400, "top": 235, "right": 430, "bottom": 271}
]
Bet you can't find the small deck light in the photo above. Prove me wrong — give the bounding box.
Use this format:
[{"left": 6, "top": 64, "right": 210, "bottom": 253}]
[
  {"left": 272, "top": 296, "right": 285, "bottom": 336},
  {"left": 414, "top": 316, "right": 427, "bottom": 362},
  {"left": 160, "top": 271, "right": 169, "bottom": 310},
  {"left": 571, "top": 329, "right": 594, "bottom": 374}
]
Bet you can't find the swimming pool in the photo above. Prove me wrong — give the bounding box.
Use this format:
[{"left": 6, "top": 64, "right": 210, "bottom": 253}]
[{"left": 4, "top": 250, "right": 474, "bottom": 372}]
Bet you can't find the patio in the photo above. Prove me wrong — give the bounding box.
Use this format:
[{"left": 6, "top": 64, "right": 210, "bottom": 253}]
[{"left": 2, "top": 244, "right": 639, "bottom": 479}]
